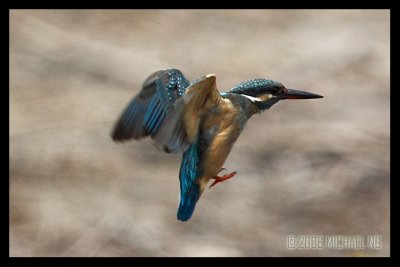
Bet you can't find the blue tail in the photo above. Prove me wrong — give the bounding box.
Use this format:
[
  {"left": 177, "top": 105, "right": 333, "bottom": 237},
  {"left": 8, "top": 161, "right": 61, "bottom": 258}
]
[
  {"left": 177, "top": 183, "right": 200, "bottom": 221},
  {"left": 177, "top": 139, "right": 200, "bottom": 222}
]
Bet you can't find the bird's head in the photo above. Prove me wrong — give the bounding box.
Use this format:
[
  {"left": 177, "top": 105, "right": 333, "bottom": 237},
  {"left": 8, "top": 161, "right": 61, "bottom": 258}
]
[{"left": 229, "top": 79, "right": 323, "bottom": 111}]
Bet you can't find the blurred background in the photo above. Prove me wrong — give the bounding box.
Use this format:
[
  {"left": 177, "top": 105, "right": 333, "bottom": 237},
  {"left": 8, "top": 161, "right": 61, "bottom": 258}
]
[{"left": 10, "top": 10, "right": 389, "bottom": 256}]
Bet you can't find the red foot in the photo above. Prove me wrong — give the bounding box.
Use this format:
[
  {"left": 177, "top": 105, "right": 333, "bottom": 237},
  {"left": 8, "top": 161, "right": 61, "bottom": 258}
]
[{"left": 209, "top": 171, "right": 237, "bottom": 189}]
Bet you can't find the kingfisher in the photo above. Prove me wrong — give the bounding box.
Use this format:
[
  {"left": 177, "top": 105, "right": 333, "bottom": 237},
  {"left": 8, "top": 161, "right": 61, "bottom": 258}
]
[{"left": 111, "top": 68, "right": 323, "bottom": 221}]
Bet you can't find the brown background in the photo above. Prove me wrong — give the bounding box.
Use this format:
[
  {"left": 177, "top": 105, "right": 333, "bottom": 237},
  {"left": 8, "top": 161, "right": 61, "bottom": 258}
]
[{"left": 10, "top": 10, "right": 389, "bottom": 256}]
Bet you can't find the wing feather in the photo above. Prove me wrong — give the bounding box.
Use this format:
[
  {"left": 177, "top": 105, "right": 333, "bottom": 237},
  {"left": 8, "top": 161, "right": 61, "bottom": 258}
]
[{"left": 111, "top": 69, "right": 190, "bottom": 145}]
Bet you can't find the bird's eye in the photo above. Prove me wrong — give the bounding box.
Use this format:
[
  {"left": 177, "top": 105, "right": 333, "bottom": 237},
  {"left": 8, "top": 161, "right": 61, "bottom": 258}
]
[{"left": 277, "top": 87, "right": 287, "bottom": 95}]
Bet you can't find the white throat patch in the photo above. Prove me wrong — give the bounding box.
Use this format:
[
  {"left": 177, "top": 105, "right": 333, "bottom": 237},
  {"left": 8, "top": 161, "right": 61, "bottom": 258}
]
[
  {"left": 242, "top": 94, "right": 275, "bottom": 102},
  {"left": 242, "top": 94, "right": 262, "bottom": 102}
]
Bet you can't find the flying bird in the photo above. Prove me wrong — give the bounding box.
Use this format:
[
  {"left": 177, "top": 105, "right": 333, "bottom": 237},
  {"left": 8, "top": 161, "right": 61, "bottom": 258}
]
[{"left": 111, "top": 69, "right": 323, "bottom": 221}]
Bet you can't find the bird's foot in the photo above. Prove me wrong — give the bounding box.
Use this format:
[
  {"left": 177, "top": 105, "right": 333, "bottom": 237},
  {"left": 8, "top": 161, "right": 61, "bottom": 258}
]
[{"left": 209, "top": 171, "right": 237, "bottom": 189}]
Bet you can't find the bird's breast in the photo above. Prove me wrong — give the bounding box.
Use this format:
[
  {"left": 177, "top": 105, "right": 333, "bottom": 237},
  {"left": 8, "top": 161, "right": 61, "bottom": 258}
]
[{"left": 197, "top": 98, "right": 245, "bottom": 177}]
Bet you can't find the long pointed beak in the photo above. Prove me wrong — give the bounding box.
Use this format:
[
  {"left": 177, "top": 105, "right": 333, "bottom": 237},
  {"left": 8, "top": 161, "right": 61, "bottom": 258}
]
[{"left": 281, "top": 89, "right": 323, "bottom": 100}]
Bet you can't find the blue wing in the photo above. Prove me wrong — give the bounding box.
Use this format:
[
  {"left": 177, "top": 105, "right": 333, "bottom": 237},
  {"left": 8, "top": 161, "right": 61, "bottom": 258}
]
[{"left": 111, "top": 69, "right": 191, "bottom": 152}]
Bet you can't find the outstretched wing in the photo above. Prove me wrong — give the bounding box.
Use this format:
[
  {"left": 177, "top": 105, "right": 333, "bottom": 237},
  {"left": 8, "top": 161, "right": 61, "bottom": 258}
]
[{"left": 111, "top": 69, "right": 191, "bottom": 152}]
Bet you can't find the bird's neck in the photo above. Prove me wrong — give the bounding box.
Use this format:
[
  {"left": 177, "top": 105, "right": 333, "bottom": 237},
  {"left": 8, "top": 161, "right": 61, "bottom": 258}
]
[{"left": 221, "top": 92, "right": 261, "bottom": 118}]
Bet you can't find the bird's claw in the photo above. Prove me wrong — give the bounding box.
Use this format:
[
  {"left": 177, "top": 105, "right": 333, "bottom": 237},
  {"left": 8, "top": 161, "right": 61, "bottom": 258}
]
[{"left": 209, "top": 171, "right": 237, "bottom": 189}]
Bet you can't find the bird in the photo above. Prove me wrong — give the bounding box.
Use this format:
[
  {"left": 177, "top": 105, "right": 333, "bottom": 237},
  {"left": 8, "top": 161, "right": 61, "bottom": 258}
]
[{"left": 111, "top": 68, "right": 323, "bottom": 221}]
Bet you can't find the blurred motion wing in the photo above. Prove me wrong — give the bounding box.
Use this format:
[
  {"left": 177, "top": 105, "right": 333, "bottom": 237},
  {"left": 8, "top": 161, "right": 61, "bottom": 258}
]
[{"left": 111, "top": 69, "right": 190, "bottom": 146}]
